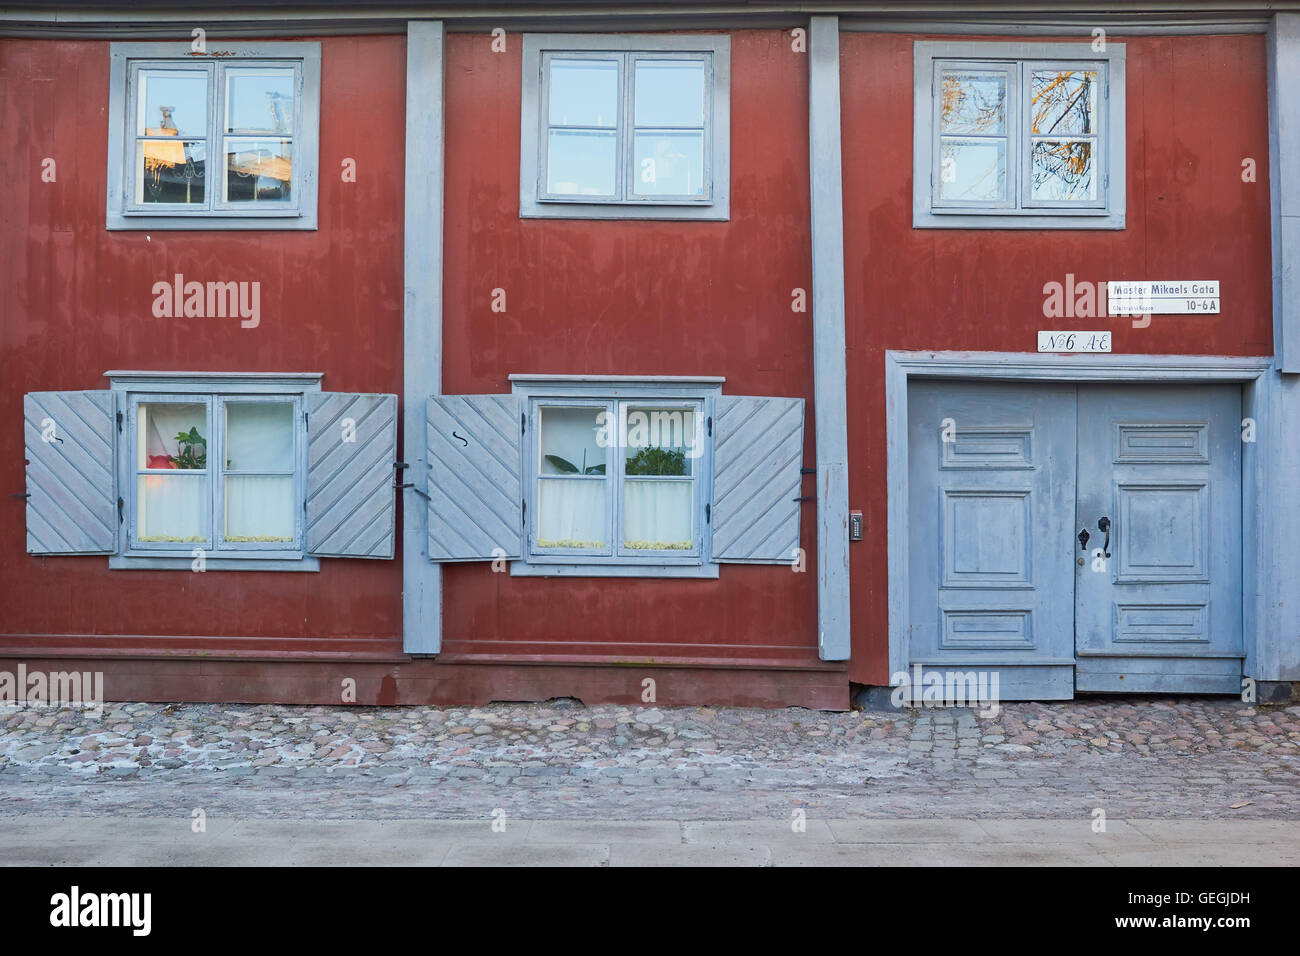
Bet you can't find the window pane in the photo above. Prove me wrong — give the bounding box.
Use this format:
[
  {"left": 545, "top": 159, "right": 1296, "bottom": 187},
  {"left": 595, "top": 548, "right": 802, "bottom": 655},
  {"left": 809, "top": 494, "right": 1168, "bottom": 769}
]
[
  {"left": 939, "top": 137, "right": 1007, "bottom": 202},
  {"left": 137, "top": 474, "right": 207, "bottom": 542},
  {"left": 624, "top": 480, "right": 693, "bottom": 550},
  {"left": 634, "top": 59, "right": 704, "bottom": 127},
  {"left": 547, "top": 129, "right": 616, "bottom": 196},
  {"left": 1031, "top": 139, "right": 1097, "bottom": 201},
  {"left": 1031, "top": 69, "right": 1098, "bottom": 136},
  {"left": 632, "top": 131, "right": 704, "bottom": 197},
  {"left": 225, "top": 137, "right": 292, "bottom": 201},
  {"left": 226, "top": 68, "right": 295, "bottom": 134},
  {"left": 138, "top": 402, "right": 207, "bottom": 471},
  {"left": 225, "top": 402, "right": 294, "bottom": 471},
  {"left": 538, "top": 479, "right": 607, "bottom": 548},
  {"left": 136, "top": 139, "right": 206, "bottom": 204},
  {"left": 138, "top": 70, "right": 208, "bottom": 137},
  {"left": 940, "top": 70, "right": 1007, "bottom": 135},
  {"left": 548, "top": 58, "right": 618, "bottom": 127},
  {"left": 225, "top": 475, "right": 294, "bottom": 542},
  {"left": 622, "top": 407, "right": 697, "bottom": 476},
  {"left": 538, "top": 406, "right": 607, "bottom": 475},
  {"left": 536, "top": 405, "right": 607, "bottom": 549}
]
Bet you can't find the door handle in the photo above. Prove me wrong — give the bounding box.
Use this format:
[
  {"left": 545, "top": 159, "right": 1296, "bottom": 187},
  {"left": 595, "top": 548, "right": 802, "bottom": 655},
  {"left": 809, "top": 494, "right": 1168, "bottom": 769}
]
[
  {"left": 1097, "top": 516, "right": 1111, "bottom": 557},
  {"left": 1078, "top": 527, "right": 1090, "bottom": 551}
]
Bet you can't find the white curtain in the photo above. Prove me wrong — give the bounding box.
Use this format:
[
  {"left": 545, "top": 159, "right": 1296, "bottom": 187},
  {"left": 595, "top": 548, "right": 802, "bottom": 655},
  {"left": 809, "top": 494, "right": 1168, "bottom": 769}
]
[
  {"left": 137, "top": 475, "right": 206, "bottom": 542},
  {"left": 225, "top": 475, "right": 294, "bottom": 541},
  {"left": 623, "top": 479, "right": 692, "bottom": 549},
  {"left": 538, "top": 479, "right": 606, "bottom": 548},
  {"left": 223, "top": 403, "right": 295, "bottom": 541}
]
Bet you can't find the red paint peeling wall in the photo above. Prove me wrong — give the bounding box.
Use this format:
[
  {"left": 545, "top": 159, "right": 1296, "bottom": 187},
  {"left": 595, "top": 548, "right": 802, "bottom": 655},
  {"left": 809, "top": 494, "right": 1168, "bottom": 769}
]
[{"left": 839, "top": 33, "right": 1274, "bottom": 683}]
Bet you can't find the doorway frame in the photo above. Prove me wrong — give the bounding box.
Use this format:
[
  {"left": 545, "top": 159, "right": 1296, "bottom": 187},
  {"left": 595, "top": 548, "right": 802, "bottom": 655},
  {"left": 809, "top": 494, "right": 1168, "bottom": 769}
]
[{"left": 884, "top": 351, "right": 1273, "bottom": 687}]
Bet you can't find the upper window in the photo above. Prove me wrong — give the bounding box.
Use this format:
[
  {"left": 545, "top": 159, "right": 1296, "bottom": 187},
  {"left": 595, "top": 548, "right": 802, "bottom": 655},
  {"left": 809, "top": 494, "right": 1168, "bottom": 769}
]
[
  {"left": 520, "top": 34, "right": 730, "bottom": 220},
  {"left": 107, "top": 43, "right": 320, "bottom": 230},
  {"left": 913, "top": 41, "right": 1125, "bottom": 229}
]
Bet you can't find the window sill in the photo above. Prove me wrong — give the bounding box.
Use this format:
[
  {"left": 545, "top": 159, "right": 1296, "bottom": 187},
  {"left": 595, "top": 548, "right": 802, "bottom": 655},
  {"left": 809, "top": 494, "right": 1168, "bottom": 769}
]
[
  {"left": 509, "top": 561, "right": 719, "bottom": 579},
  {"left": 914, "top": 210, "right": 1125, "bottom": 230},
  {"left": 520, "top": 199, "right": 729, "bottom": 222},
  {"left": 107, "top": 212, "right": 318, "bottom": 231},
  {"left": 110, "top": 554, "right": 320, "bottom": 572}
]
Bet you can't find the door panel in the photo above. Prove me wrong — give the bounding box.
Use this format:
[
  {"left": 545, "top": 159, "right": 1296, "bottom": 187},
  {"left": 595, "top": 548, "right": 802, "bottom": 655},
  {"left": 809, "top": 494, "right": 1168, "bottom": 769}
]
[
  {"left": 908, "top": 381, "right": 1077, "bottom": 700},
  {"left": 1074, "top": 385, "right": 1243, "bottom": 693}
]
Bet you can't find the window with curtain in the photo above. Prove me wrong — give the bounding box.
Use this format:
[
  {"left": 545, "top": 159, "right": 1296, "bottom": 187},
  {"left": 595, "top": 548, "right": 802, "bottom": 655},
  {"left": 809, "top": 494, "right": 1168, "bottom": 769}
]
[
  {"left": 531, "top": 398, "right": 704, "bottom": 561},
  {"left": 129, "top": 392, "right": 302, "bottom": 553}
]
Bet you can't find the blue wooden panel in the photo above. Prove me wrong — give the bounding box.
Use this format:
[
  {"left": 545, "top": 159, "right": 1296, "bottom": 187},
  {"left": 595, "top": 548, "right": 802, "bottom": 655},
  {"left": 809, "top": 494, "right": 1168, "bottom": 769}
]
[
  {"left": 907, "top": 381, "right": 1077, "bottom": 700},
  {"left": 711, "top": 395, "right": 804, "bottom": 563},
  {"left": 24, "top": 390, "right": 117, "bottom": 555},
  {"left": 1075, "top": 385, "right": 1243, "bottom": 686},
  {"left": 305, "top": 392, "right": 398, "bottom": 559},
  {"left": 426, "top": 395, "right": 522, "bottom": 561}
]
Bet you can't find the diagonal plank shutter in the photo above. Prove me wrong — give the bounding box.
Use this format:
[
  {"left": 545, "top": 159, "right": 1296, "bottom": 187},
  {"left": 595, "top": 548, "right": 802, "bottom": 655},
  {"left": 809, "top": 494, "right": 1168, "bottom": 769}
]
[
  {"left": 306, "top": 392, "right": 398, "bottom": 559},
  {"left": 426, "top": 395, "right": 523, "bottom": 561},
  {"left": 24, "top": 390, "right": 117, "bottom": 555},
  {"left": 711, "top": 395, "right": 805, "bottom": 563}
]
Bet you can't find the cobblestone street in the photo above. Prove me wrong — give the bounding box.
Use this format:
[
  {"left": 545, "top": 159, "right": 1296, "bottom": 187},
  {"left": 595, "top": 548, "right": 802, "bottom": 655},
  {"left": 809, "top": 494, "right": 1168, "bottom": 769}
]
[{"left": 1, "top": 696, "right": 1297, "bottom": 822}]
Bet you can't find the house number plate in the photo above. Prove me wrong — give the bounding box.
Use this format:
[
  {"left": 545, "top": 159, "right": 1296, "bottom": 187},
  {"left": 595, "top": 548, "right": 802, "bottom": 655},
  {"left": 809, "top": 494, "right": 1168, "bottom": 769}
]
[{"left": 1037, "top": 331, "right": 1112, "bottom": 353}]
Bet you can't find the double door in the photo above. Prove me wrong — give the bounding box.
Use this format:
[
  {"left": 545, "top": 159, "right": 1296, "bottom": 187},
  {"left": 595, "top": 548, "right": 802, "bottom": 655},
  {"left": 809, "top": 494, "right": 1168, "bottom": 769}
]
[{"left": 907, "top": 381, "right": 1243, "bottom": 700}]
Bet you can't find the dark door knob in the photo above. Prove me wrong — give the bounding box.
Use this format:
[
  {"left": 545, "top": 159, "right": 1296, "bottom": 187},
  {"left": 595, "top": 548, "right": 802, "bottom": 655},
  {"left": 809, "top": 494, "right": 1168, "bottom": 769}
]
[
  {"left": 1078, "top": 527, "right": 1090, "bottom": 551},
  {"left": 1097, "top": 516, "right": 1111, "bottom": 557}
]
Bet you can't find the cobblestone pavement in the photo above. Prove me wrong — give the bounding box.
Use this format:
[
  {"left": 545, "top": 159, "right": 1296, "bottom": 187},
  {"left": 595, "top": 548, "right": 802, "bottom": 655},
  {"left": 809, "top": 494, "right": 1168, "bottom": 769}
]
[{"left": 1, "top": 697, "right": 1297, "bottom": 821}]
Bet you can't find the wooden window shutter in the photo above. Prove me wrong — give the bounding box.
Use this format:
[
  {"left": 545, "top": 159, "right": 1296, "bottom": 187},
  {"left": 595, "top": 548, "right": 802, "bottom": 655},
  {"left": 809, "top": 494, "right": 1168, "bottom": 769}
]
[
  {"left": 711, "top": 395, "right": 805, "bottom": 564},
  {"left": 305, "top": 392, "right": 398, "bottom": 559},
  {"left": 426, "top": 395, "right": 523, "bottom": 561},
  {"left": 24, "top": 390, "right": 118, "bottom": 555}
]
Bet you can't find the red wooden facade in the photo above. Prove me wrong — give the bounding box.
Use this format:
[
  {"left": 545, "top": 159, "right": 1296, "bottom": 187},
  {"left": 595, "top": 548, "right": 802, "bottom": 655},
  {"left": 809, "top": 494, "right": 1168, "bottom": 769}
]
[{"left": 0, "top": 12, "right": 1285, "bottom": 707}]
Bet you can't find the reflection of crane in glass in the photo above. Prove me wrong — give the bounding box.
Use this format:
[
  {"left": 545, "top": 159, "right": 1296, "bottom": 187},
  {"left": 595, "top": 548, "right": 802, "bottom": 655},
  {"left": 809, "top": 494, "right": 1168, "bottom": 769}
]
[
  {"left": 144, "top": 104, "right": 200, "bottom": 201},
  {"left": 265, "top": 90, "right": 288, "bottom": 133},
  {"left": 230, "top": 89, "right": 292, "bottom": 200}
]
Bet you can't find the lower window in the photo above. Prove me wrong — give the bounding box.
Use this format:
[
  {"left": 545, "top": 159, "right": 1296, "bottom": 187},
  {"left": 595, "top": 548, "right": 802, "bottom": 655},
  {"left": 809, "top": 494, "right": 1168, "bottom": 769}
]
[{"left": 128, "top": 392, "right": 305, "bottom": 557}]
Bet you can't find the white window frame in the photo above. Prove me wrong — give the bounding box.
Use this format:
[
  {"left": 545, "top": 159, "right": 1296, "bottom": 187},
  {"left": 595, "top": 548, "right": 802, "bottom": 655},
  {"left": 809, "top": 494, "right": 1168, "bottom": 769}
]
[
  {"left": 913, "top": 41, "right": 1125, "bottom": 230},
  {"left": 520, "top": 34, "right": 730, "bottom": 221},
  {"left": 510, "top": 377, "right": 721, "bottom": 578},
  {"left": 108, "top": 372, "right": 321, "bottom": 571},
  {"left": 107, "top": 42, "right": 320, "bottom": 230}
]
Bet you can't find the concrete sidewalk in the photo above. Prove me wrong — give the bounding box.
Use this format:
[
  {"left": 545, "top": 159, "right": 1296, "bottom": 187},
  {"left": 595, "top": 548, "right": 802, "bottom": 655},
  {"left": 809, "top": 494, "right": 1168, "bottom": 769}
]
[{"left": 2, "top": 817, "right": 1297, "bottom": 866}]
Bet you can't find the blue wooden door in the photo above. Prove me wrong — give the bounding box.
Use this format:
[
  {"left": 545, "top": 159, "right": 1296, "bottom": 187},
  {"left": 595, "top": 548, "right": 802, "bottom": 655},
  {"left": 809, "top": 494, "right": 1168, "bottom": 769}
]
[
  {"left": 1074, "top": 385, "right": 1244, "bottom": 693},
  {"left": 907, "top": 382, "right": 1077, "bottom": 700}
]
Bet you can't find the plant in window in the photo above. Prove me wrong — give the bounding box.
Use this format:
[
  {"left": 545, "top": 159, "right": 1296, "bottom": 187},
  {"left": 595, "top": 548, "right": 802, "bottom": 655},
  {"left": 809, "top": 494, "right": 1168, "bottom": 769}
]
[
  {"left": 544, "top": 453, "right": 606, "bottom": 475},
  {"left": 624, "top": 447, "right": 686, "bottom": 476},
  {"left": 169, "top": 427, "right": 207, "bottom": 469}
]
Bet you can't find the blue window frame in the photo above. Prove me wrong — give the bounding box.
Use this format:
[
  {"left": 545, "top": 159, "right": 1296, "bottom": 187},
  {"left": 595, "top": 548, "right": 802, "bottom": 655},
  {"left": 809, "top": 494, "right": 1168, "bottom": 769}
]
[
  {"left": 107, "top": 42, "right": 321, "bottom": 230},
  {"left": 511, "top": 378, "right": 721, "bottom": 578},
  {"left": 110, "top": 372, "right": 320, "bottom": 571}
]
